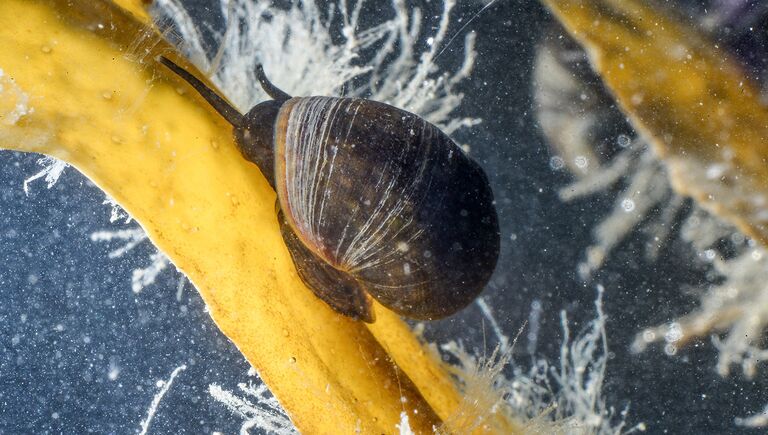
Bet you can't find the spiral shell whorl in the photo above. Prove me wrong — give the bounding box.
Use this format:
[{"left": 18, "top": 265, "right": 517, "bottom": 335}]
[{"left": 276, "top": 96, "right": 499, "bottom": 320}]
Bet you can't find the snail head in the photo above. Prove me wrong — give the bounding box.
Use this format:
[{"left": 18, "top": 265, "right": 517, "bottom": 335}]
[{"left": 158, "top": 56, "right": 292, "bottom": 187}]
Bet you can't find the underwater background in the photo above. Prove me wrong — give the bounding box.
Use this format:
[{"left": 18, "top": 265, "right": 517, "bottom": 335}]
[{"left": 2, "top": 0, "right": 768, "bottom": 433}]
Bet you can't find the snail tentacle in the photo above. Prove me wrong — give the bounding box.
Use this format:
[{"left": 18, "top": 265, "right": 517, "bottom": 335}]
[
  {"left": 255, "top": 64, "right": 292, "bottom": 102},
  {"left": 158, "top": 56, "right": 244, "bottom": 128}
]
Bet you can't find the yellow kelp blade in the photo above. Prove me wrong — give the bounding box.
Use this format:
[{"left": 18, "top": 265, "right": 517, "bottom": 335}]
[
  {"left": 0, "top": 0, "right": 461, "bottom": 432},
  {"left": 542, "top": 0, "right": 768, "bottom": 248}
]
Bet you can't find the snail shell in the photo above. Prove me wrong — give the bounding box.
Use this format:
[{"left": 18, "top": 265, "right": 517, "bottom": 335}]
[
  {"left": 275, "top": 96, "right": 499, "bottom": 321},
  {"left": 159, "top": 56, "right": 500, "bottom": 322}
]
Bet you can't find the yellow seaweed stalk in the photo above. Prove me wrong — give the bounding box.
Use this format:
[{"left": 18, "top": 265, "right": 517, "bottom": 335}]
[{"left": 0, "top": 0, "right": 527, "bottom": 433}]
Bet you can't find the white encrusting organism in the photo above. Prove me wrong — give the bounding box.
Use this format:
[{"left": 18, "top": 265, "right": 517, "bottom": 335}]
[
  {"left": 0, "top": 67, "right": 34, "bottom": 126},
  {"left": 536, "top": 26, "right": 768, "bottom": 427}
]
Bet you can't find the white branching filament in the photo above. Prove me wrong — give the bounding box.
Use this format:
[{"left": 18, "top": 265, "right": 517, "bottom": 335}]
[
  {"left": 209, "top": 375, "right": 296, "bottom": 435},
  {"left": 90, "top": 227, "right": 171, "bottom": 293},
  {"left": 23, "top": 156, "right": 68, "bottom": 196},
  {"left": 151, "top": 0, "right": 478, "bottom": 136},
  {"left": 440, "top": 287, "right": 644, "bottom": 435},
  {"left": 138, "top": 364, "right": 187, "bottom": 435}
]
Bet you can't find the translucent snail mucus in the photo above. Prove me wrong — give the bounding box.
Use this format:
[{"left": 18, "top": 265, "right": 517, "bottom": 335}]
[{"left": 159, "top": 56, "right": 500, "bottom": 322}]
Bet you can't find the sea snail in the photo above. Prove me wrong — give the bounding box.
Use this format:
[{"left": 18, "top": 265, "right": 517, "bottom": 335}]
[{"left": 159, "top": 56, "right": 500, "bottom": 322}]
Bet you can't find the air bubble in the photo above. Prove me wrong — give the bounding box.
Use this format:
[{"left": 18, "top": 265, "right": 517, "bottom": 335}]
[
  {"left": 642, "top": 330, "right": 656, "bottom": 342},
  {"left": 616, "top": 134, "right": 631, "bottom": 148},
  {"left": 621, "top": 198, "right": 635, "bottom": 212},
  {"left": 549, "top": 156, "right": 564, "bottom": 170}
]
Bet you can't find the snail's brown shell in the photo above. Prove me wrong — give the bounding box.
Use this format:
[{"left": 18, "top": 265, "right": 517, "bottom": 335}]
[{"left": 274, "top": 96, "right": 499, "bottom": 321}]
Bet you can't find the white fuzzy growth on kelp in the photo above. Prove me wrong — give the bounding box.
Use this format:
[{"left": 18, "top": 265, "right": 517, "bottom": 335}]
[
  {"left": 151, "top": 0, "right": 479, "bottom": 135},
  {"left": 0, "top": 69, "right": 69, "bottom": 195},
  {"left": 632, "top": 209, "right": 768, "bottom": 380},
  {"left": 435, "top": 286, "right": 644, "bottom": 435},
  {"left": 536, "top": 22, "right": 768, "bottom": 428}
]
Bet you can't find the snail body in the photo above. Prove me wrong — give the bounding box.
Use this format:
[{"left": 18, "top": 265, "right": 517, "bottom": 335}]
[{"left": 160, "top": 57, "right": 499, "bottom": 322}]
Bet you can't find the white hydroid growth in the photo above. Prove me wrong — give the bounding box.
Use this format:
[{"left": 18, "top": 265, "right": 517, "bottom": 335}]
[
  {"left": 209, "top": 372, "right": 296, "bottom": 435},
  {"left": 23, "top": 156, "right": 68, "bottom": 196},
  {"left": 151, "top": 0, "right": 479, "bottom": 135},
  {"left": 138, "top": 364, "right": 187, "bottom": 435},
  {"left": 632, "top": 210, "right": 768, "bottom": 380},
  {"left": 90, "top": 227, "right": 172, "bottom": 294},
  {"left": 440, "top": 287, "right": 644, "bottom": 435}
]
